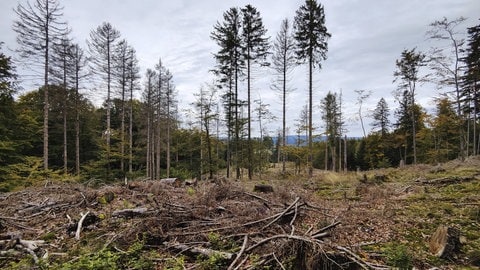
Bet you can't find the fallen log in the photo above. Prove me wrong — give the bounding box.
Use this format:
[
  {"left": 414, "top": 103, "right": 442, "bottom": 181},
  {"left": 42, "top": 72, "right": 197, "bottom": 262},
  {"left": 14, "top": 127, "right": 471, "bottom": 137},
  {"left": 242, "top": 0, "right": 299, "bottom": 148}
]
[{"left": 417, "top": 175, "right": 477, "bottom": 186}]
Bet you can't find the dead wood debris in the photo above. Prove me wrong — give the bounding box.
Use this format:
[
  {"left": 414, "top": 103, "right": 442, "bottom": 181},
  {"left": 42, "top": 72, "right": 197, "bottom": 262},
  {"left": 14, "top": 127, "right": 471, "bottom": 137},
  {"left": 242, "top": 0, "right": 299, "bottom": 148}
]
[{"left": 0, "top": 182, "right": 390, "bottom": 269}]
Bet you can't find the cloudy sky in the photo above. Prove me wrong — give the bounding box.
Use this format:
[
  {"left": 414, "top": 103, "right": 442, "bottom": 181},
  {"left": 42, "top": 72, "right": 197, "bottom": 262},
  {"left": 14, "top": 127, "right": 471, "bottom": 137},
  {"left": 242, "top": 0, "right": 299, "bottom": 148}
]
[{"left": 1, "top": 0, "right": 479, "bottom": 137}]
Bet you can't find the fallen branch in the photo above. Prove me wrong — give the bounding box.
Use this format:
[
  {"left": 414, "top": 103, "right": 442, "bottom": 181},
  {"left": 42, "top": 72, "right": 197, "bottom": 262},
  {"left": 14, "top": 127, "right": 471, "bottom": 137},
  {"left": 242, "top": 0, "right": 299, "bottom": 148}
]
[
  {"left": 336, "top": 246, "right": 389, "bottom": 270},
  {"left": 164, "top": 241, "right": 234, "bottom": 260},
  {"left": 262, "top": 197, "right": 300, "bottom": 230},
  {"left": 272, "top": 252, "right": 287, "bottom": 270},
  {"left": 310, "top": 221, "right": 341, "bottom": 239},
  {"left": 227, "top": 235, "right": 248, "bottom": 270},
  {"left": 75, "top": 211, "right": 90, "bottom": 240},
  {"left": 246, "top": 234, "right": 321, "bottom": 253}
]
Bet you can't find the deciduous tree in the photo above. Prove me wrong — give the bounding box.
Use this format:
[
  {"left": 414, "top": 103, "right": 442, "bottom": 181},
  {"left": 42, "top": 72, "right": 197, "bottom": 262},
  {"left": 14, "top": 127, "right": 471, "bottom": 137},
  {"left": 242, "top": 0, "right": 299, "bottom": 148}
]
[{"left": 426, "top": 17, "right": 467, "bottom": 157}]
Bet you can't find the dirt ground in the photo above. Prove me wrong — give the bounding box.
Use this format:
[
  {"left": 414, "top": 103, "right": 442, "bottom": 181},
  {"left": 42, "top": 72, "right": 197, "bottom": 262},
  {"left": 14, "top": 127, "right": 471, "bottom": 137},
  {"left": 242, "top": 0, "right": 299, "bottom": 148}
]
[{"left": 1, "top": 160, "right": 480, "bottom": 269}]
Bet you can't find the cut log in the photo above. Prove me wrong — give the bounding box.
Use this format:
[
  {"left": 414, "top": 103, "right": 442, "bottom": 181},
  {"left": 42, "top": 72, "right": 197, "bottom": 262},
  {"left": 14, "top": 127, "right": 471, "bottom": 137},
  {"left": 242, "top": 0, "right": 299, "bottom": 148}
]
[
  {"left": 253, "top": 184, "right": 274, "bottom": 193},
  {"left": 429, "top": 225, "right": 461, "bottom": 259}
]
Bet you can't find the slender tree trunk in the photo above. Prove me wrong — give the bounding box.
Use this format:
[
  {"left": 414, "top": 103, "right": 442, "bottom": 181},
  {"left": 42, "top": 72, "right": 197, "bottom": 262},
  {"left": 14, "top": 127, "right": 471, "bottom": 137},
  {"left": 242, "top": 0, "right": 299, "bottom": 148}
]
[
  {"left": 282, "top": 45, "right": 287, "bottom": 174},
  {"left": 44, "top": 26, "right": 49, "bottom": 172},
  {"left": 75, "top": 64, "right": 80, "bottom": 176},
  {"left": 247, "top": 52, "right": 253, "bottom": 180},
  {"left": 120, "top": 76, "right": 126, "bottom": 173},
  {"left": 324, "top": 140, "right": 328, "bottom": 171},
  {"left": 106, "top": 40, "right": 112, "bottom": 180},
  {"left": 308, "top": 52, "right": 313, "bottom": 177},
  {"left": 344, "top": 135, "right": 347, "bottom": 172},
  {"left": 166, "top": 81, "right": 171, "bottom": 178},
  {"left": 128, "top": 75, "right": 133, "bottom": 174},
  {"left": 235, "top": 60, "right": 240, "bottom": 179},
  {"left": 410, "top": 82, "right": 417, "bottom": 165},
  {"left": 338, "top": 137, "right": 341, "bottom": 172},
  {"left": 63, "top": 58, "right": 68, "bottom": 174}
]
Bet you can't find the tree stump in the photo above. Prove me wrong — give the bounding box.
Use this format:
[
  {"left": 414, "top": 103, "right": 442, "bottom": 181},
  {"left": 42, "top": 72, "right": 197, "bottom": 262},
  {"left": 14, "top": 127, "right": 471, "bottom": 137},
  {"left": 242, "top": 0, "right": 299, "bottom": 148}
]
[
  {"left": 253, "top": 184, "right": 274, "bottom": 193},
  {"left": 429, "top": 225, "right": 461, "bottom": 259}
]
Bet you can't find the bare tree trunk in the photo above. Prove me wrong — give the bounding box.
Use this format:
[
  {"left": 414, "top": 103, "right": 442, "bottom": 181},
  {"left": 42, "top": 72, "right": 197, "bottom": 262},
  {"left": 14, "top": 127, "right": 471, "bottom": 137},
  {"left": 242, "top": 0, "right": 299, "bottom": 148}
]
[
  {"left": 63, "top": 61, "right": 68, "bottom": 174},
  {"left": 128, "top": 79, "right": 133, "bottom": 174},
  {"left": 166, "top": 81, "right": 171, "bottom": 178},
  {"left": 308, "top": 53, "right": 313, "bottom": 177},
  {"left": 344, "top": 135, "right": 347, "bottom": 172},
  {"left": 44, "top": 33, "right": 49, "bottom": 172},
  {"left": 75, "top": 72, "right": 80, "bottom": 176}
]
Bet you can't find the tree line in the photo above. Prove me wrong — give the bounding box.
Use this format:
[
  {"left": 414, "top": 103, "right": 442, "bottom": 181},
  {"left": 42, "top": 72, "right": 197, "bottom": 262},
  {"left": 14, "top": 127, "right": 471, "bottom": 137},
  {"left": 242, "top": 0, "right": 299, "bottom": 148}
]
[{"left": 0, "top": 0, "right": 479, "bottom": 191}]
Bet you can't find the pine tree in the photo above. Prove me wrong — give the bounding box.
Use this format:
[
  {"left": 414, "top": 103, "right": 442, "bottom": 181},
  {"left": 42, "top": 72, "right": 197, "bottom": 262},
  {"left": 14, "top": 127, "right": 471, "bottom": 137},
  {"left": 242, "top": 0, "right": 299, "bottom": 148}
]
[
  {"left": 293, "top": 0, "right": 331, "bottom": 176},
  {"left": 13, "top": 0, "right": 68, "bottom": 171}
]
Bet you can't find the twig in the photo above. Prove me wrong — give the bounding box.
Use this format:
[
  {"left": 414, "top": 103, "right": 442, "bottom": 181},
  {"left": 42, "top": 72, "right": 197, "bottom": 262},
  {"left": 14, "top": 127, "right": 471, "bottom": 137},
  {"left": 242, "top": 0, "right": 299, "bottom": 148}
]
[
  {"left": 233, "top": 256, "right": 249, "bottom": 270},
  {"left": 289, "top": 202, "right": 299, "bottom": 227},
  {"left": 310, "top": 221, "right": 341, "bottom": 238},
  {"left": 336, "top": 245, "right": 389, "bottom": 270},
  {"left": 246, "top": 234, "right": 321, "bottom": 253},
  {"left": 227, "top": 235, "right": 248, "bottom": 270},
  {"left": 75, "top": 211, "right": 90, "bottom": 240},
  {"left": 243, "top": 192, "right": 271, "bottom": 204},
  {"left": 272, "top": 252, "right": 286, "bottom": 270}
]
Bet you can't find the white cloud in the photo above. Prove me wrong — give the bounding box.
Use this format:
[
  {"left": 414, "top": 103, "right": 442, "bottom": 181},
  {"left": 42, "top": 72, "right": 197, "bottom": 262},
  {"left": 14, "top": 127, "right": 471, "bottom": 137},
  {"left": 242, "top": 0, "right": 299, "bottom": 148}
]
[{"left": 1, "top": 0, "right": 479, "bottom": 137}]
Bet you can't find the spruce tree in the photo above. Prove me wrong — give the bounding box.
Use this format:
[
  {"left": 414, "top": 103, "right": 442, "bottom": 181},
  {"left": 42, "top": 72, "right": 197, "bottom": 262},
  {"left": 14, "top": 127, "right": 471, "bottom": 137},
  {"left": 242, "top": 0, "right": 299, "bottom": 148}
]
[
  {"left": 293, "top": 0, "right": 331, "bottom": 176},
  {"left": 87, "top": 22, "right": 121, "bottom": 180},
  {"left": 13, "top": 0, "right": 68, "bottom": 171},
  {"left": 272, "top": 18, "right": 296, "bottom": 174},
  {"left": 241, "top": 4, "right": 270, "bottom": 180},
  {"left": 211, "top": 7, "right": 244, "bottom": 179},
  {"left": 394, "top": 48, "right": 426, "bottom": 164},
  {"left": 372, "top": 97, "right": 390, "bottom": 137}
]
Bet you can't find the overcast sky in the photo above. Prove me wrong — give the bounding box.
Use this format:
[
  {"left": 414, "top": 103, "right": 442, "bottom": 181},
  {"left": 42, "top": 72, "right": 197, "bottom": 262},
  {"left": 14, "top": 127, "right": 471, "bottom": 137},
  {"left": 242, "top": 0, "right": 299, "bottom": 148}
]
[{"left": 1, "top": 0, "right": 479, "bottom": 137}]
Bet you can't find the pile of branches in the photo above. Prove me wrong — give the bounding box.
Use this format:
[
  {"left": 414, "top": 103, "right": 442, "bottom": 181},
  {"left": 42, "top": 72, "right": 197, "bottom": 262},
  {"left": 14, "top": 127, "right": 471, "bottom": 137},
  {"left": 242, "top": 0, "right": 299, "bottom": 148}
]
[{"left": 0, "top": 181, "right": 389, "bottom": 269}]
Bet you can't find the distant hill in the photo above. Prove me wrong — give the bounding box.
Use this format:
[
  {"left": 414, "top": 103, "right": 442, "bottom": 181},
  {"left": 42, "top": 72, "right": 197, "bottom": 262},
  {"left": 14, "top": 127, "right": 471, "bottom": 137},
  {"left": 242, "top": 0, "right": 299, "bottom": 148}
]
[
  {"left": 271, "top": 135, "right": 326, "bottom": 146},
  {"left": 270, "top": 135, "right": 360, "bottom": 146}
]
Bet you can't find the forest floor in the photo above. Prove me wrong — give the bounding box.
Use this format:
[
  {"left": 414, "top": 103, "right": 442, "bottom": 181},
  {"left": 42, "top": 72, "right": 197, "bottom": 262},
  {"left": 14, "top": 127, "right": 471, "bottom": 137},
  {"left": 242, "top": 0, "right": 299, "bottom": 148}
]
[{"left": 1, "top": 157, "right": 480, "bottom": 269}]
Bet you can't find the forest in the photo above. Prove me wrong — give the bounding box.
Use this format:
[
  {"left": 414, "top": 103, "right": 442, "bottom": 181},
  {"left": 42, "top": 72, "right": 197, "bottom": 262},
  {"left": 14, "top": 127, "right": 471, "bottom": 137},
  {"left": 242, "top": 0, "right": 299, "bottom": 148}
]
[{"left": 1, "top": 0, "right": 479, "bottom": 191}]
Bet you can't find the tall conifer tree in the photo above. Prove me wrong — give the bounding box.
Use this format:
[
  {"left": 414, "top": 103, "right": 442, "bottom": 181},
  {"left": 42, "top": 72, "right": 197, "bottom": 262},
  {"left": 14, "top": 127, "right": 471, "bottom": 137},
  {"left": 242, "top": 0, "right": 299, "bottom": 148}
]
[{"left": 293, "top": 0, "right": 331, "bottom": 176}]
